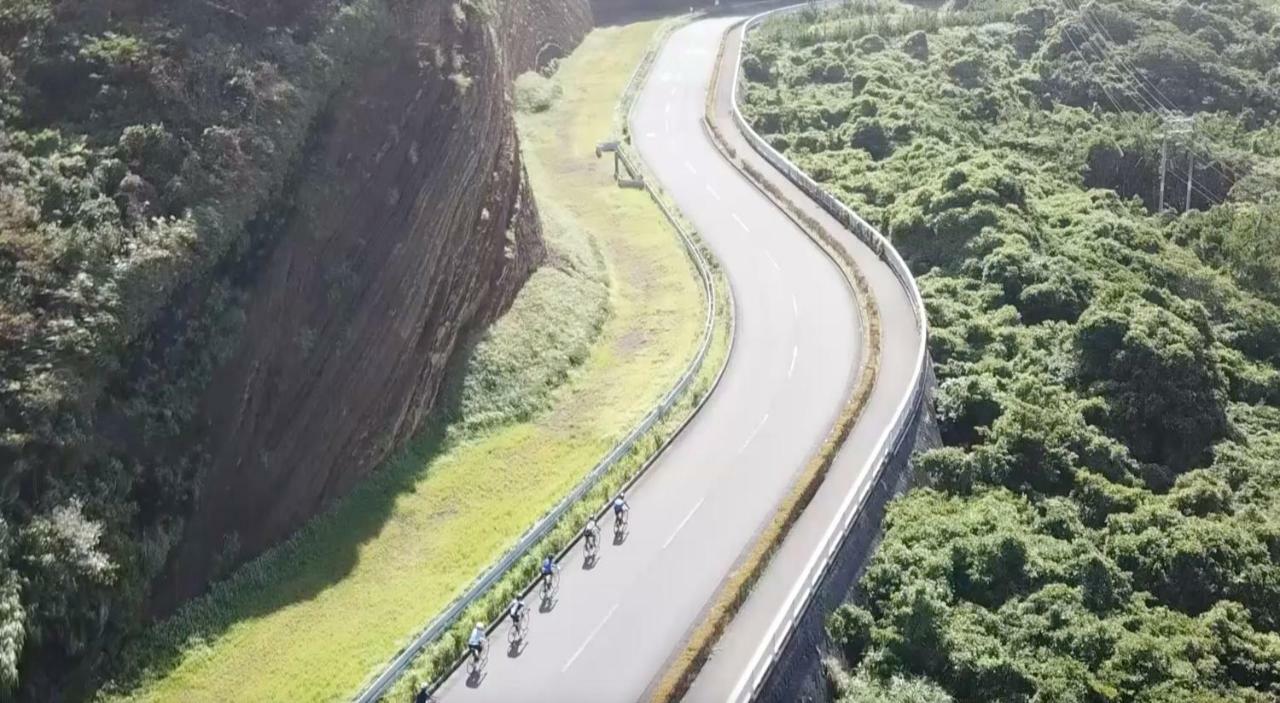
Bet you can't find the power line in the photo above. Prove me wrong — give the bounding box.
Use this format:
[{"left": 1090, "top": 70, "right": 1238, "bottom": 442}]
[
  {"left": 1059, "top": 18, "right": 1223, "bottom": 209},
  {"left": 1062, "top": 0, "right": 1236, "bottom": 188},
  {"left": 1068, "top": 0, "right": 1170, "bottom": 113},
  {"left": 1061, "top": 24, "right": 1128, "bottom": 116}
]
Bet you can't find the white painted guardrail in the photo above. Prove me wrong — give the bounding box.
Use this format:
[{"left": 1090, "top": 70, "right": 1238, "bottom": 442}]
[
  {"left": 721, "top": 4, "right": 931, "bottom": 701},
  {"left": 350, "top": 14, "right": 727, "bottom": 703}
]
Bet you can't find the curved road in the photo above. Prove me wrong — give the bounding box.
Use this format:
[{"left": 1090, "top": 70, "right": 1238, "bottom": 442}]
[
  {"left": 435, "top": 15, "right": 861, "bottom": 702},
  {"left": 687, "top": 14, "right": 926, "bottom": 700}
]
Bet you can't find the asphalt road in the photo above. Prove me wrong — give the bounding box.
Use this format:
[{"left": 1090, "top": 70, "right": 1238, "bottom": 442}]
[
  {"left": 685, "top": 17, "right": 927, "bottom": 701},
  {"left": 434, "top": 15, "right": 862, "bottom": 702}
]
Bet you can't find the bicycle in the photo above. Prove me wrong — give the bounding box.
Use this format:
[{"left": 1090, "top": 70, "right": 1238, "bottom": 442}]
[
  {"left": 467, "top": 641, "right": 489, "bottom": 677},
  {"left": 584, "top": 529, "right": 599, "bottom": 560},
  {"left": 508, "top": 612, "right": 529, "bottom": 645},
  {"left": 613, "top": 506, "right": 629, "bottom": 540},
  {"left": 540, "top": 567, "right": 559, "bottom": 602}
]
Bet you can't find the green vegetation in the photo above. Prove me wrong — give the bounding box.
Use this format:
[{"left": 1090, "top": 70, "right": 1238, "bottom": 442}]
[
  {"left": 451, "top": 200, "right": 609, "bottom": 434},
  {"left": 514, "top": 71, "right": 563, "bottom": 114},
  {"left": 0, "top": 0, "right": 397, "bottom": 694},
  {"left": 96, "top": 18, "right": 715, "bottom": 702},
  {"left": 744, "top": 0, "right": 1280, "bottom": 700}
]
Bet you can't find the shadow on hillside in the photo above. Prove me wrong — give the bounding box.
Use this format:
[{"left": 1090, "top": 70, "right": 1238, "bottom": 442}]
[{"left": 101, "top": 330, "right": 497, "bottom": 696}]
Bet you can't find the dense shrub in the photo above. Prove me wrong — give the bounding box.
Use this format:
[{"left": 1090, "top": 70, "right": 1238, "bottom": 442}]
[
  {"left": 514, "top": 70, "right": 562, "bottom": 113},
  {"left": 747, "top": 0, "right": 1280, "bottom": 700},
  {"left": 0, "top": 0, "right": 393, "bottom": 695}
]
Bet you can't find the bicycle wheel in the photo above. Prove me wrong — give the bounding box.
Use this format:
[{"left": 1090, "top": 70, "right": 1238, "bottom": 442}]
[{"left": 468, "top": 645, "right": 486, "bottom": 675}]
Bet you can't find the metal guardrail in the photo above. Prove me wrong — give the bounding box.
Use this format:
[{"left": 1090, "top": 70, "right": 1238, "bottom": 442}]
[
  {"left": 350, "top": 13, "right": 724, "bottom": 703},
  {"left": 719, "top": 5, "right": 931, "bottom": 702}
]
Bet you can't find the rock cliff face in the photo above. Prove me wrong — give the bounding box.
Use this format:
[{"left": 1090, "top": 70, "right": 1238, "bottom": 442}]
[
  {"left": 503, "top": 0, "right": 595, "bottom": 69},
  {"left": 157, "top": 0, "right": 591, "bottom": 608}
]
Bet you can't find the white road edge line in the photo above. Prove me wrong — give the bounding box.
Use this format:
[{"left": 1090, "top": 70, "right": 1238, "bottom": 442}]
[
  {"left": 685, "top": 160, "right": 698, "bottom": 175},
  {"left": 792, "top": 294, "right": 799, "bottom": 317},
  {"left": 562, "top": 603, "right": 620, "bottom": 672},
  {"left": 662, "top": 498, "right": 706, "bottom": 550},
  {"left": 732, "top": 213, "right": 750, "bottom": 232},
  {"left": 739, "top": 413, "right": 770, "bottom": 453},
  {"left": 706, "top": 184, "right": 722, "bottom": 201},
  {"left": 766, "top": 251, "right": 780, "bottom": 271},
  {"left": 788, "top": 346, "right": 798, "bottom": 378}
]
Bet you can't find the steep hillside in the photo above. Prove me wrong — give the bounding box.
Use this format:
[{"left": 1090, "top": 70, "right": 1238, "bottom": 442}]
[
  {"left": 0, "top": 0, "right": 588, "bottom": 697},
  {"left": 157, "top": 0, "right": 592, "bottom": 612},
  {"left": 743, "top": 0, "right": 1280, "bottom": 700}
]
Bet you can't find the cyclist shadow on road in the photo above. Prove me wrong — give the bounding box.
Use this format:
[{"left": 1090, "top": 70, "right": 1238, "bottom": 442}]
[
  {"left": 506, "top": 637, "right": 528, "bottom": 658},
  {"left": 465, "top": 653, "right": 488, "bottom": 689},
  {"left": 612, "top": 524, "right": 629, "bottom": 546},
  {"left": 539, "top": 587, "right": 559, "bottom": 613}
]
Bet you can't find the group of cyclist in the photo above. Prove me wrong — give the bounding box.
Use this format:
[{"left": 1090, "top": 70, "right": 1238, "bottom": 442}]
[{"left": 464, "top": 493, "right": 630, "bottom": 671}]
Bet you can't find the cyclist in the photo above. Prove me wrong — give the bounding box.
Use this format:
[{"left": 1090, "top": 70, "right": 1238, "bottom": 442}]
[
  {"left": 467, "top": 621, "right": 486, "bottom": 662},
  {"left": 612, "top": 492, "right": 629, "bottom": 522},
  {"left": 540, "top": 555, "right": 557, "bottom": 589},
  {"left": 413, "top": 686, "right": 433, "bottom": 703},
  {"left": 584, "top": 516, "right": 600, "bottom": 551},
  {"left": 508, "top": 597, "right": 528, "bottom": 631}
]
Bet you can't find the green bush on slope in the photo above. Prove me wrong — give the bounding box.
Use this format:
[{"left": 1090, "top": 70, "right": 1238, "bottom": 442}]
[
  {"left": 745, "top": 0, "right": 1280, "bottom": 700},
  {"left": 452, "top": 202, "right": 609, "bottom": 433},
  {"left": 0, "top": 0, "right": 392, "bottom": 694}
]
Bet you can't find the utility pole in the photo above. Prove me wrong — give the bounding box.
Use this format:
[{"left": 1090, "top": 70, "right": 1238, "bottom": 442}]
[
  {"left": 1186, "top": 151, "right": 1195, "bottom": 212},
  {"left": 1158, "top": 115, "right": 1194, "bottom": 213},
  {"left": 1158, "top": 136, "right": 1168, "bottom": 212}
]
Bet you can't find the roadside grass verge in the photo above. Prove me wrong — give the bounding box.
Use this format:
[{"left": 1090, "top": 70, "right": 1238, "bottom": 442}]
[
  {"left": 98, "top": 18, "right": 707, "bottom": 703},
  {"left": 385, "top": 269, "right": 731, "bottom": 701}
]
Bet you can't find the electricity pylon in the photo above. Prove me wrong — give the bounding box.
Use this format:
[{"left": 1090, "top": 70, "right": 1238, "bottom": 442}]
[{"left": 1158, "top": 115, "right": 1195, "bottom": 213}]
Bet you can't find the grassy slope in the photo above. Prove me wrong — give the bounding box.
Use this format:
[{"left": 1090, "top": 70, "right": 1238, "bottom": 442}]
[{"left": 105, "top": 19, "right": 704, "bottom": 703}]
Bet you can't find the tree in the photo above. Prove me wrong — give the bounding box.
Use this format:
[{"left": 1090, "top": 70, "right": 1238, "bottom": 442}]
[
  {"left": 828, "top": 604, "right": 876, "bottom": 664},
  {"left": 1079, "top": 553, "right": 1129, "bottom": 613},
  {"left": 1075, "top": 288, "right": 1228, "bottom": 473},
  {"left": 880, "top": 582, "right": 952, "bottom": 680}
]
